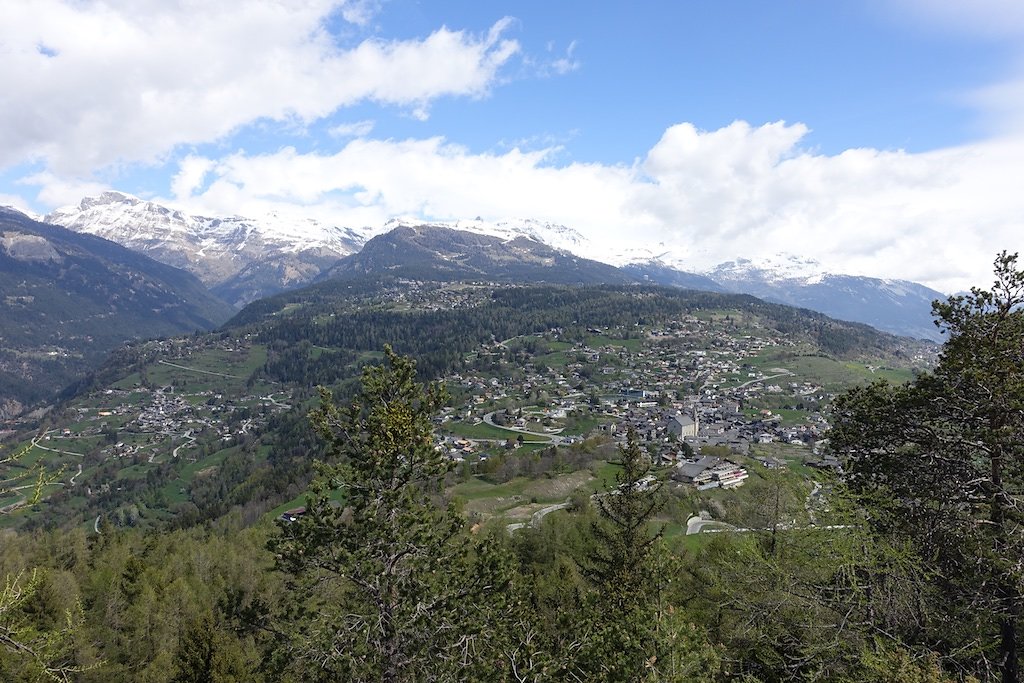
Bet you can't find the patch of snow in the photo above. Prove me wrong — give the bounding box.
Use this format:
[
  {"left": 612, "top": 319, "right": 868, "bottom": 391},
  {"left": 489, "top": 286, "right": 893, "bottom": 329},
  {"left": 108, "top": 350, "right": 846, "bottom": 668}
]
[{"left": 706, "top": 253, "right": 825, "bottom": 283}]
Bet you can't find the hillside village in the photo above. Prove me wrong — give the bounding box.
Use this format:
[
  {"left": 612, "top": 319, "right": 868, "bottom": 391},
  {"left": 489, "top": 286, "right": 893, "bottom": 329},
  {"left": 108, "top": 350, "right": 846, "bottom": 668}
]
[
  {"left": 0, "top": 283, "right": 933, "bottom": 530},
  {"left": 434, "top": 312, "right": 870, "bottom": 492}
]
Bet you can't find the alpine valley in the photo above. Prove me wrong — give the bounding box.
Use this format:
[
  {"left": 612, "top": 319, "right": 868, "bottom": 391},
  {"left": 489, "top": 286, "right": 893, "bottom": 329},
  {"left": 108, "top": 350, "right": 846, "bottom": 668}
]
[
  {"left": 0, "top": 190, "right": 951, "bottom": 420},
  {"left": 0, "top": 207, "right": 233, "bottom": 416},
  {"left": 0, "top": 192, "right": 1003, "bottom": 683}
]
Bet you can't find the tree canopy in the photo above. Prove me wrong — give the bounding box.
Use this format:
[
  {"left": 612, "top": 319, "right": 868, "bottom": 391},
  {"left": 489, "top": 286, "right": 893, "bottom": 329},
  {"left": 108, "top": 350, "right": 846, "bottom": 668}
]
[{"left": 831, "top": 252, "right": 1024, "bottom": 682}]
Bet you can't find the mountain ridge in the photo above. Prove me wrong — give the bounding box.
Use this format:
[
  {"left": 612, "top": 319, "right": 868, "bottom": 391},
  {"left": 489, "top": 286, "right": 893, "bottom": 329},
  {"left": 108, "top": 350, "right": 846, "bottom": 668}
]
[
  {"left": 45, "top": 192, "right": 949, "bottom": 341},
  {"left": 0, "top": 206, "right": 234, "bottom": 414},
  {"left": 323, "top": 223, "right": 636, "bottom": 285}
]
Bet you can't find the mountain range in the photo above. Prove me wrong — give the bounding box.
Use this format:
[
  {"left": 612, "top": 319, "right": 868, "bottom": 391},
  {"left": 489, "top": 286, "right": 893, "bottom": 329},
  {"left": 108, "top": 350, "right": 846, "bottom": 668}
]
[
  {"left": 0, "top": 193, "right": 949, "bottom": 415},
  {"left": 44, "top": 192, "right": 366, "bottom": 308},
  {"left": 0, "top": 207, "right": 233, "bottom": 415},
  {"left": 44, "top": 192, "right": 949, "bottom": 343},
  {"left": 43, "top": 193, "right": 604, "bottom": 308}
]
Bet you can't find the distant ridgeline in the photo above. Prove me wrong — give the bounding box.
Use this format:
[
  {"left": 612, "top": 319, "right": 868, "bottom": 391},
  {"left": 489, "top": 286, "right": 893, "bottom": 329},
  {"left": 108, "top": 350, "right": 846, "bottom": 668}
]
[
  {"left": 0, "top": 208, "right": 233, "bottom": 413},
  {"left": 223, "top": 279, "right": 921, "bottom": 388}
]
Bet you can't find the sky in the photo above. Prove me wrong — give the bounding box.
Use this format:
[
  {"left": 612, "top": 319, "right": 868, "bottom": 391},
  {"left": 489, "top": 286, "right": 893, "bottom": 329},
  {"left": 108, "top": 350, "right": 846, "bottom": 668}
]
[{"left": 2, "top": 0, "right": 1024, "bottom": 292}]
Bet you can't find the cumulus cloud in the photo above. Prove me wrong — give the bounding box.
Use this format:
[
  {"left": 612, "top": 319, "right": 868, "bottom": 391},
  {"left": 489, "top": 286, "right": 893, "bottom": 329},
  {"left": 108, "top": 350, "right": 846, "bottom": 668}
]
[
  {"left": 18, "top": 172, "right": 109, "bottom": 208},
  {"left": 0, "top": 1, "right": 519, "bottom": 174},
  {"left": 153, "top": 120, "right": 1023, "bottom": 294}
]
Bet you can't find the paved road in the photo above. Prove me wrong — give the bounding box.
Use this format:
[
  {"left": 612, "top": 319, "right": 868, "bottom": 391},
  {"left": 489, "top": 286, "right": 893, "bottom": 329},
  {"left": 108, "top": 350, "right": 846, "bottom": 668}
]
[
  {"left": 507, "top": 501, "right": 572, "bottom": 533},
  {"left": 732, "top": 370, "right": 793, "bottom": 391},
  {"left": 686, "top": 513, "right": 735, "bottom": 535},
  {"left": 30, "top": 431, "right": 86, "bottom": 457},
  {"left": 482, "top": 411, "right": 564, "bottom": 444},
  {"left": 157, "top": 359, "right": 240, "bottom": 378},
  {"left": 263, "top": 393, "right": 292, "bottom": 409},
  {"left": 171, "top": 430, "right": 196, "bottom": 459}
]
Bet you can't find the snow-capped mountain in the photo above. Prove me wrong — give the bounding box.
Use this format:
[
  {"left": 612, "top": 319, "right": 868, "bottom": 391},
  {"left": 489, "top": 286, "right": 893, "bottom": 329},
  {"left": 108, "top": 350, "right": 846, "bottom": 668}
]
[
  {"left": 46, "top": 192, "right": 369, "bottom": 307},
  {"left": 46, "top": 195, "right": 612, "bottom": 308},
  {"left": 697, "top": 255, "right": 946, "bottom": 341},
  {"left": 706, "top": 254, "right": 831, "bottom": 284},
  {"left": 0, "top": 206, "right": 233, "bottom": 413},
  {"left": 45, "top": 192, "right": 948, "bottom": 341},
  {"left": 380, "top": 217, "right": 590, "bottom": 256}
]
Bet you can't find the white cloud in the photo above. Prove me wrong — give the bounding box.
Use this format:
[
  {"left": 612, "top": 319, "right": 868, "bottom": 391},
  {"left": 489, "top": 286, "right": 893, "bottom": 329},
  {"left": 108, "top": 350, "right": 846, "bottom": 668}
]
[
  {"left": 530, "top": 39, "right": 581, "bottom": 78},
  {"left": 549, "top": 40, "right": 581, "bottom": 76},
  {"left": 171, "top": 155, "right": 215, "bottom": 200},
  {"left": 159, "top": 121, "right": 1024, "bottom": 294},
  {"left": 0, "top": 193, "right": 38, "bottom": 217},
  {"left": 0, "top": 1, "right": 519, "bottom": 174},
  {"left": 18, "top": 172, "right": 109, "bottom": 208},
  {"left": 886, "top": 1, "right": 1024, "bottom": 134},
  {"left": 340, "top": 0, "right": 383, "bottom": 27},
  {"left": 328, "top": 120, "right": 376, "bottom": 138}
]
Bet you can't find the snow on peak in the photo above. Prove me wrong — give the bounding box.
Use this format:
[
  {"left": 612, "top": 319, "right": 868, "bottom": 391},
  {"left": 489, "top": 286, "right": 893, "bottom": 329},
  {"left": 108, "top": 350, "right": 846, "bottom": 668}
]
[
  {"left": 0, "top": 204, "right": 39, "bottom": 222},
  {"left": 707, "top": 253, "right": 826, "bottom": 284},
  {"left": 46, "top": 193, "right": 371, "bottom": 255},
  {"left": 379, "top": 216, "right": 588, "bottom": 255}
]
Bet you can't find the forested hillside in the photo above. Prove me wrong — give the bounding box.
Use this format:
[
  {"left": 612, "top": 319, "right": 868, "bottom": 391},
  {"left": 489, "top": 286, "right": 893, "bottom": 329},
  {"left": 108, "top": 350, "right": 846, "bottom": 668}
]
[
  {"left": 0, "top": 208, "right": 233, "bottom": 413},
  {"left": 8, "top": 263, "right": 1010, "bottom": 681},
  {"left": 230, "top": 281, "right": 916, "bottom": 384}
]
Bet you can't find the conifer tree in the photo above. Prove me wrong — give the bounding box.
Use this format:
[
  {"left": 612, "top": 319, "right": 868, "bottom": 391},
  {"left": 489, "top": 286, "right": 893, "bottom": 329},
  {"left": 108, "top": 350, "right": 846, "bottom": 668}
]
[
  {"left": 581, "top": 429, "right": 665, "bottom": 681},
  {"left": 0, "top": 569, "right": 90, "bottom": 682},
  {"left": 831, "top": 252, "right": 1024, "bottom": 682},
  {"left": 271, "top": 346, "right": 507, "bottom": 682}
]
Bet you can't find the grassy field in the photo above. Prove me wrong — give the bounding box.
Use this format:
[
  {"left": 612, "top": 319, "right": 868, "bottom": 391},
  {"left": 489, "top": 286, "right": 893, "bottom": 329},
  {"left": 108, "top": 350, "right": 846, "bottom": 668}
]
[
  {"left": 267, "top": 488, "right": 348, "bottom": 520},
  {"left": 441, "top": 420, "right": 550, "bottom": 442},
  {"left": 454, "top": 469, "right": 596, "bottom": 519},
  {"left": 533, "top": 350, "right": 572, "bottom": 369},
  {"left": 256, "top": 444, "right": 582, "bottom": 528},
  {"left": 142, "top": 345, "right": 269, "bottom": 393},
  {"left": 749, "top": 443, "right": 820, "bottom": 479},
  {"left": 746, "top": 348, "right": 914, "bottom": 391},
  {"left": 562, "top": 415, "right": 600, "bottom": 436}
]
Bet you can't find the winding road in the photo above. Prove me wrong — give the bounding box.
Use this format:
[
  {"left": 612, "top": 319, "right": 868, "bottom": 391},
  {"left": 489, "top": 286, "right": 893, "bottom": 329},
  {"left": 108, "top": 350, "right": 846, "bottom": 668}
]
[
  {"left": 482, "top": 411, "right": 564, "bottom": 444},
  {"left": 30, "top": 430, "right": 86, "bottom": 457},
  {"left": 507, "top": 501, "right": 572, "bottom": 533},
  {"left": 171, "top": 430, "right": 196, "bottom": 459}
]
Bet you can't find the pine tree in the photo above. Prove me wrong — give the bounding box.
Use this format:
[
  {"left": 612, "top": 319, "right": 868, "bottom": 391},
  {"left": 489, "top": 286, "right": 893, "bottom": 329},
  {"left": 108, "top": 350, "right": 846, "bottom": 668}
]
[
  {"left": 581, "top": 429, "right": 666, "bottom": 681},
  {"left": 270, "top": 346, "right": 507, "bottom": 682}
]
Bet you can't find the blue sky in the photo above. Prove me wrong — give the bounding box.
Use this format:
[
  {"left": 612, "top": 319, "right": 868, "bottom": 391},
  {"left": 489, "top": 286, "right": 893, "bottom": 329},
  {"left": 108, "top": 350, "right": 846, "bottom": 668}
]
[{"left": 2, "top": 0, "right": 1024, "bottom": 291}]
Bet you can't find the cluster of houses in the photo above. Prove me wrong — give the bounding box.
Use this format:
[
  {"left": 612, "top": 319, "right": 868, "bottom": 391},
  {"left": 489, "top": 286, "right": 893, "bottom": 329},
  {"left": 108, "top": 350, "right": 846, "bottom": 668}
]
[
  {"left": 673, "top": 456, "right": 749, "bottom": 489},
  {"left": 435, "top": 315, "right": 849, "bottom": 491}
]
